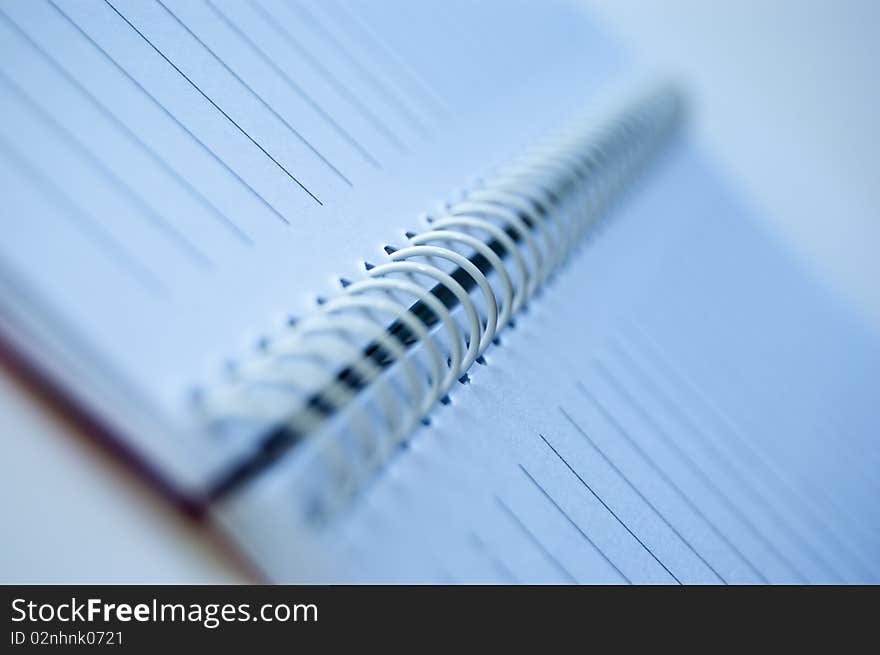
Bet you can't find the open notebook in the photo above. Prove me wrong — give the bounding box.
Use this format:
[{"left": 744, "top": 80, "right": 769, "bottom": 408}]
[{"left": 1, "top": 0, "right": 877, "bottom": 583}]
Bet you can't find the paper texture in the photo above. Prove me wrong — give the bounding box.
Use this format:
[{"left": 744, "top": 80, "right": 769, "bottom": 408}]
[{"left": 220, "top": 142, "right": 879, "bottom": 583}]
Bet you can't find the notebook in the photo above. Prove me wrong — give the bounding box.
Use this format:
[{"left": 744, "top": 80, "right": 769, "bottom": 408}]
[{"left": 1, "top": 0, "right": 877, "bottom": 583}]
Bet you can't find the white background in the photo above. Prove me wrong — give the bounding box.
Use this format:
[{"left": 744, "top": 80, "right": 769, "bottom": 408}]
[{"left": 585, "top": 0, "right": 880, "bottom": 332}]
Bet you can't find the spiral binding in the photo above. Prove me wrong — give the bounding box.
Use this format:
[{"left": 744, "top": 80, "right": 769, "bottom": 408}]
[{"left": 199, "top": 82, "right": 685, "bottom": 517}]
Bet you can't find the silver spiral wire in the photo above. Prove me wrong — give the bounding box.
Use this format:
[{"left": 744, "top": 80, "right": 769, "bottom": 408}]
[
  {"left": 367, "top": 259, "right": 482, "bottom": 372},
  {"left": 409, "top": 229, "right": 515, "bottom": 330},
  {"left": 197, "top": 82, "right": 685, "bottom": 517},
  {"left": 428, "top": 215, "right": 529, "bottom": 315},
  {"left": 387, "top": 244, "right": 500, "bottom": 353}
]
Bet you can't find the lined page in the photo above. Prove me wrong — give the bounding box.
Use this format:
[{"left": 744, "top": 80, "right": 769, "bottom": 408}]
[
  {"left": 220, "top": 141, "right": 880, "bottom": 583},
  {"left": 0, "top": 0, "right": 625, "bottom": 484}
]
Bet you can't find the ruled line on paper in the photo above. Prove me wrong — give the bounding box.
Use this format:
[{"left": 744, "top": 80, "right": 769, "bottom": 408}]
[
  {"left": 154, "top": 0, "right": 351, "bottom": 188},
  {"left": 635, "top": 320, "right": 880, "bottom": 518},
  {"left": 468, "top": 531, "right": 519, "bottom": 584},
  {"left": 46, "top": 0, "right": 292, "bottom": 228},
  {"left": 517, "top": 464, "right": 632, "bottom": 584},
  {"left": 557, "top": 407, "right": 727, "bottom": 584},
  {"left": 245, "top": 0, "right": 408, "bottom": 154},
  {"left": 323, "top": 0, "right": 450, "bottom": 120},
  {"left": 591, "top": 358, "right": 811, "bottom": 583},
  {"left": 532, "top": 437, "right": 678, "bottom": 583},
  {"left": 103, "top": 0, "right": 324, "bottom": 206},
  {"left": 574, "top": 380, "right": 770, "bottom": 583},
  {"left": 153, "top": 0, "right": 351, "bottom": 188},
  {"left": 202, "top": 0, "right": 381, "bottom": 170},
  {"left": 0, "top": 8, "right": 253, "bottom": 247},
  {"left": 632, "top": 313, "right": 880, "bottom": 504},
  {"left": 0, "top": 136, "right": 167, "bottom": 296},
  {"left": 627, "top": 320, "right": 880, "bottom": 557},
  {"left": 0, "top": 70, "right": 212, "bottom": 269},
  {"left": 493, "top": 495, "right": 579, "bottom": 584},
  {"left": 603, "top": 343, "right": 850, "bottom": 583},
  {"left": 618, "top": 327, "right": 880, "bottom": 582},
  {"left": 287, "top": 0, "right": 432, "bottom": 138}
]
